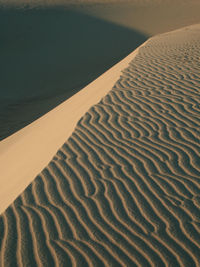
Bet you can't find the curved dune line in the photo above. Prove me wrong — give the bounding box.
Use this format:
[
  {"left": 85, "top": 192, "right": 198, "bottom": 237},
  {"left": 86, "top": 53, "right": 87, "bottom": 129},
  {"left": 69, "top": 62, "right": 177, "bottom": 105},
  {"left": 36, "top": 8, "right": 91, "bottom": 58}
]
[
  {"left": 50, "top": 160, "right": 145, "bottom": 266},
  {"left": 54, "top": 143, "right": 162, "bottom": 266},
  {"left": 137, "top": 176, "right": 200, "bottom": 262},
  {"left": 100, "top": 182, "right": 172, "bottom": 265},
  {"left": 62, "top": 142, "right": 98, "bottom": 198},
  {"left": 1, "top": 24, "right": 200, "bottom": 266},
  {"left": 61, "top": 240, "right": 95, "bottom": 267},
  {"left": 120, "top": 95, "right": 189, "bottom": 129},
  {"left": 23, "top": 205, "right": 57, "bottom": 266},
  {"left": 66, "top": 136, "right": 156, "bottom": 249},
  {"left": 55, "top": 240, "right": 90, "bottom": 267},
  {"left": 124, "top": 94, "right": 200, "bottom": 127},
  {"left": 79, "top": 107, "right": 169, "bottom": 177},
  {"left": 48, "top": 160, "right": 134, "bottom": 252},
  {"left": 76, "top": 123, "right": 157, "bottom": 188},
  {"left": 118, "top": 104, "right": 199, "bottom": 174},
  {"left": 179, "top": 128, "right": 200, "bottom": 150},
  {"left": 39, "top": 171, "right": 87, "bottom": 241},
  {"left": 145, "top": 121, "right": 200, "bottom": 178},
  {"left": 69, "top": 240, "right": 107, "bottom": 267},
  {"left": 1, "top": 208, "right": 19, "bottom": 267},
  {"left": 11, "top": 204, "right": 24, "bottom": 267},
  {"left": 22, "top": 177, "right": 68, "bottom": 265},
  {"left": 30, "top": 182, "right": 64, "bottom": 243},
  {"left": 150, "top": 173, "right": 193, "bottom": 201},
  {"left": 94, "top": 105, "right": 170, "bottom": 165},
  {"left": 44, "top": 164, "right": 94, "bottom": 241},
  {"left": 70, "top": 240, "right": 107, "bottom": 267},
  {"left": 73, "top": 128, "right": 170, "bottom": 234},
  {"left": 71, "top": 129, "right": 156, "bottom": 232},
  {"left": 49, "top": 240, "right": 74, "bottom": 267},
  {"left": 98, "top": 180, "right": 164, "bottom": 266},
  {"left": 168, "top": 130, "right": 200, "bottom": 171},
  {"left": 93, "top": 183, "right": 154, "bottom": 266},
  {"left": 71, "top": 131, "right": 195, "bottom": 266},
  {"left": 30, "top": 199, "right": 63, "bottom": 243},
  {"left": 78, "top": 129, "right": 198, "bottom": 256},
  {"left": 15, "top": 205, "right": 40, "bottom": 267},
  {"left": 110, "top": 93, "right": 178, "bottom": 131},
  {"left": 35, "top": 173, "right": 75, "bottom": 240}
]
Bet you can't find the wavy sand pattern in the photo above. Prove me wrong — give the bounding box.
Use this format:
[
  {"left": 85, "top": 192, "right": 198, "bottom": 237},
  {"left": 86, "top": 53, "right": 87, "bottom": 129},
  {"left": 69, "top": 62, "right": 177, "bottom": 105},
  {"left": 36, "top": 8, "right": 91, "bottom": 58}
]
[{"left": 1, "top": 25, "right": 200, "bottom": 266}]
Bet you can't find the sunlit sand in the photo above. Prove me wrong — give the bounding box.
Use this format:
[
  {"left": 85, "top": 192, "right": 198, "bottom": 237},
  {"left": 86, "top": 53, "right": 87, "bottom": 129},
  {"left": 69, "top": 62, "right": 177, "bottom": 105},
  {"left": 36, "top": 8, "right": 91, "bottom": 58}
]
[{"left": 0, "top": 1, "right": 200, "bottom": 266}]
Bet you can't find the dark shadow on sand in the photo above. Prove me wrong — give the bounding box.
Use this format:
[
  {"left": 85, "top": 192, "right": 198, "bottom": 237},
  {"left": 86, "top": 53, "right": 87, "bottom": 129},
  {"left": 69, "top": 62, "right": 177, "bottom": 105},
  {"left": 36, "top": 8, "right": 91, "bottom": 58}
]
[{"left": 0, "top": 7, "right": 148, "bottom": 140}]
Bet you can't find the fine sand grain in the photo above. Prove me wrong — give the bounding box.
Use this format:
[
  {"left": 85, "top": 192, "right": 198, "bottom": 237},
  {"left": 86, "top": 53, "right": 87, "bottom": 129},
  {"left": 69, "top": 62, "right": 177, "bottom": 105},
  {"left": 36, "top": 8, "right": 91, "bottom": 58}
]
[{"left": 1, "top": 24, "right": 200, "bottom": 266}]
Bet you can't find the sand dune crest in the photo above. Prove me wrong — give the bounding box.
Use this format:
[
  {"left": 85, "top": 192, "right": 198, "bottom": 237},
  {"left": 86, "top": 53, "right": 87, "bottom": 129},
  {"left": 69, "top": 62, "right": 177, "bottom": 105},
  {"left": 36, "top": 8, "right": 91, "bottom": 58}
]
[{"left": 1, "top": 24, "right": 200, "bottom": 266}]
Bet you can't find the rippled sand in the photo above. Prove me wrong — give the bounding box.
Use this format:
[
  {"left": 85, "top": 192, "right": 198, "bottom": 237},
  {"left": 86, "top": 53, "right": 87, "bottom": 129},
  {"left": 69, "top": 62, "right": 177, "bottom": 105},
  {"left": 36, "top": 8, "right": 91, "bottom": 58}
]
[{"left": 1, "top": 24, "right": 200, "bottom": 266}]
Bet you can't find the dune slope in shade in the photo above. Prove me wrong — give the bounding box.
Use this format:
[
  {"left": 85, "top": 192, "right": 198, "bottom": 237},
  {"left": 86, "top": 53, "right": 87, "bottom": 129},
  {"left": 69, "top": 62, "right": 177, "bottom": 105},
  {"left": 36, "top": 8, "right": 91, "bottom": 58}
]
[
  {"left": 1, "top": 24, "right": 200, "bottom": 266},
  {"left": 0, "top": 7, "right": 147, "bottom": 140}
]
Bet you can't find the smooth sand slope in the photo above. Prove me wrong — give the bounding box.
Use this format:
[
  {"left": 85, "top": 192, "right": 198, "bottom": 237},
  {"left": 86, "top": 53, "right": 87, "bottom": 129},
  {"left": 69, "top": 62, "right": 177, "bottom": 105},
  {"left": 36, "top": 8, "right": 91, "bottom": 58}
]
[
  {"left": 80, "top": 0, "right": 200, "bottom": 35},
  {"left": 0, "top": 44, "right": 145, "bottom": 215},
  {"left": 1, "top": 0, "right": 200, "bottom": 139},
  {"left": 1, "top": 24, "right": 200, "bottom": 266},
  {"left": 0, "top": 5, "right": 148, "bottom": 140}
]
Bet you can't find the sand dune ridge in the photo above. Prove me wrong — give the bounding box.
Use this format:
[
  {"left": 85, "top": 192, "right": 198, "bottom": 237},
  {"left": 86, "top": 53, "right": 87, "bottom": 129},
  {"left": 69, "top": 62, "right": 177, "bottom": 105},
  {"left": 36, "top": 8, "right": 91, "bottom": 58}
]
[{"left": 1, "top": 24, "right": 200, "bottom": 266}]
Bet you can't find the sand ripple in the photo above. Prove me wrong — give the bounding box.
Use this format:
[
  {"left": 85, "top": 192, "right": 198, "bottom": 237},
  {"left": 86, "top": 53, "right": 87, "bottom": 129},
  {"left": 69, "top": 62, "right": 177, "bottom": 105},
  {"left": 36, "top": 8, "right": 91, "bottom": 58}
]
[{"left": 1, "top": 25, "right": 200, "bottom": 266}]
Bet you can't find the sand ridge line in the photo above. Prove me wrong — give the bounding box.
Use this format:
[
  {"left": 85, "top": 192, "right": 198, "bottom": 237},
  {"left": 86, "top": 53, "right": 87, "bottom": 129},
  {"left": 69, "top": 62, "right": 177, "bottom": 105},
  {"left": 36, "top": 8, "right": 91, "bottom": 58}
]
[
  {"left": 0, "top": 38, "right": 148, "bottom": 215},
  {"left": 1, "top": 24, "right": 200, "bottom": 266}
]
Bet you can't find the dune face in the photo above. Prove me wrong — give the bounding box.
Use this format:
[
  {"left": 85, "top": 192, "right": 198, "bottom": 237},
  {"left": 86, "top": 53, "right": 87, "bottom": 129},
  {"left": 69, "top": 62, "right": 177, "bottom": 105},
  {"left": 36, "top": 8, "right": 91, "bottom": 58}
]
[
  {"left": 1, "top": 0, "right": 200, "bottom": 140},
  {"left": 0, "top": 6, "right": 148, "bottom": 140},
  {"left": 0, "top": 46, "right": 143, "bottom": 216},
  {"left": 1, "top": 24, "right": 200, "bottom": 266}
]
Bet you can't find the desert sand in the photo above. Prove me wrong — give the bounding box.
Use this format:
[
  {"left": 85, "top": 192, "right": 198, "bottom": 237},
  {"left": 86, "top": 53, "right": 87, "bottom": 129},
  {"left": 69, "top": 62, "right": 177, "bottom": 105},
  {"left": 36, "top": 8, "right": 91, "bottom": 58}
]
[
  {"left": 0, "top": 3, "right": 147, "bottom": 140},
  {"left": 1, "top": 0, "right": 200, "bottom": 139},
  {"left": 1, "top": 0, "right": 200, "bottom": 266},
  {"left": 1, "top": 20, "right": 200, "bottom": 266},
  {"left": 0, "top": 43, "right": 146, "bottom": 215}
]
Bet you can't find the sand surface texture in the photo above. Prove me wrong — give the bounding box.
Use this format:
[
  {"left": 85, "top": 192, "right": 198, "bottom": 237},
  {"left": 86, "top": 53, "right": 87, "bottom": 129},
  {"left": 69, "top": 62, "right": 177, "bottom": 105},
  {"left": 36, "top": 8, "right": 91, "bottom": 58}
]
[
  {"left": 0, "top": 5, "right": 148, "bottom": 140},
  {"left": 1, "top": 24, "right": 200, "bottom": 266},
  {"left": 1, "top": 0, "right": 200, "bottom": 140},
  {"left": 0, "top": 45, "right": 144, "bottom": 215}
]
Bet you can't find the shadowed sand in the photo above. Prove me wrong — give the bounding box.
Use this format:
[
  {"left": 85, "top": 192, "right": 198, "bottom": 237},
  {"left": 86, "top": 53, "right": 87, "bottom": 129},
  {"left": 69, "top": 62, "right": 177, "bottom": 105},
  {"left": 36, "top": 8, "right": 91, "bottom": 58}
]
[
  {"left": 0, "top": 6, "right": 148, "bottom": 140},
  {"left": 1, "top": 0, "right": 200, "bottom": 139},
  {"left": 1, "top": 24, "right": 200, "bottom": 266},
  {"left": 0, "top": 44, "right": 145, "bottom": 214}
]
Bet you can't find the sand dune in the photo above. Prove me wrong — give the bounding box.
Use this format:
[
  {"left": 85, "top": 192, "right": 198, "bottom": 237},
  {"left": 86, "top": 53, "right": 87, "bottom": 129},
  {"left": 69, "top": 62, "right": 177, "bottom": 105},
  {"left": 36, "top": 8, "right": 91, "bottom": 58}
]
[
  {"left": 1, "top": 0, "right": 200, "bottom": 139},
  {"left": 1, "top": 24, "right": 200, "bottom": 266},
  {"left": 0, "top": 43, "right": 145, "bottom": 217},
  {"left": 0, "top": 6, "right": 148, "bottom": 140}
]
